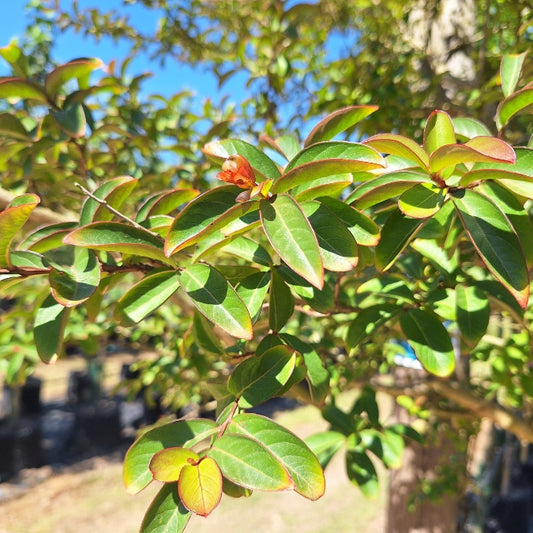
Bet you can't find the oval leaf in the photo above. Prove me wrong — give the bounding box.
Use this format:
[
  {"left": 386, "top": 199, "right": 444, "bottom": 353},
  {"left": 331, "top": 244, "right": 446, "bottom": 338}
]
[
  {"left": 456, "top": 284, "right": 490, "bottom": 347},
  {"left": 115, "top": 270, "right": 180, "bottom": 326},
  {"left": 304, "top": 105, "right": 378, "bottom": 146},
  {"left": 229, "top": 413, "right": 326, "bottom": 500},
  {"left": 269, "top": 268, "right": 295, "bottom": 331},
  {"left": 123, "top": 418, "right": 218, "bottom": 494},
  {"left": 207, "top": 434, "right": 293, "bottom": 491},
  {"left": 140, "top": 483, "right": 191, "bottom": 533},
  {"left": 400, "top": 308, "right": 455, "bottom": 377},
  {"left": 260, "top": 194, "right": 323, "bottom": 289},
  {"left": 228, "top": 345, "right": 297, "bottom": 408},
  {"left": 64, "top": 222, "right": 169, "bottom": 264},
  {"left": 398, "top": 184, "right": 444, "bottom": 219},
  {"left": 364, "top": 133, "right": 429, "bottom": 169},
  {"left": 179, "top": 263, "right": 253, "bottom": 340},
  {"left": 424, "top": 110, "right": 456, "bottom": 155},
  {"left": 178, "top": 457, "right": 223, "bottom": 517},
  {"left": 45, "top": 57, "right": 104, "bottom": 98},
  {"left": 149, "top": 447, "right": 200, "bottom": 482},
  {"left": 451, "top": 189, "right": 529, "bottom": 307}
]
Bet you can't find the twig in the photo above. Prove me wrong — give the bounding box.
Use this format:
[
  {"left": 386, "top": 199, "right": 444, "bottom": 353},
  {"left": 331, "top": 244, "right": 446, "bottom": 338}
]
[{"left": 74, "top": 182, "right": 158, "bottom": 236}]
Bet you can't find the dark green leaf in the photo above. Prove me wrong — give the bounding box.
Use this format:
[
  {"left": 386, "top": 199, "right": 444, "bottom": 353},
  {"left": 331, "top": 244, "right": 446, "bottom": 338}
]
[
  {"left": 51, "top": 103, "right": 86, "bottom": 138},
  {"left": 456, "top": 284, "right": 489, "bottom": 346},
  {"left": 179, "top": 263, "right": 253, "bottom": 340},
  {"left": 260, "top": 194, "right": 323, "bottom": 288},
  {"left": 236, "top": 270, "right": 270, "bottom": 323},
  {"left": 140, "top": 483, "right": 191, "bottom": 533},
  {"left": 400, "top": 308, "right": 455, "bottom": 377}
]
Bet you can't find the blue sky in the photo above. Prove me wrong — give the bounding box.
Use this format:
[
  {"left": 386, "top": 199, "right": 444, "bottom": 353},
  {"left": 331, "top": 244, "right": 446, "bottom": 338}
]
[{"left": 0, "top": 1, "right": 247, "bottom": 103}]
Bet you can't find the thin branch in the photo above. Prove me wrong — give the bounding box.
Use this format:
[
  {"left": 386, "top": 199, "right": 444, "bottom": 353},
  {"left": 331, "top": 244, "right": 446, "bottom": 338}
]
[{"left": 74, "top": 182, "right": 158, "bottom": 236}]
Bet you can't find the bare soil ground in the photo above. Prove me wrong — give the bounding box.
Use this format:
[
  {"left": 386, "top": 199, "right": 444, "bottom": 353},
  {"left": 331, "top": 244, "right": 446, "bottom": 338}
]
[{"left": 0, "top": 354, "right": 389, "bottom": 533}]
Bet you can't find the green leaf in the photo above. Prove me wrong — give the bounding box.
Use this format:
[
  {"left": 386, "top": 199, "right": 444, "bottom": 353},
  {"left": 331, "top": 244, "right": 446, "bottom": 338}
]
[
  {"left": 302, "top": 201, "right": 358, "bottom": 272},
  {"left": 375, "top": 209, "right": 427, "bottom": 271},
  {"left": 260, "top": 194, "right": 324, "bottom": 289},
  {"left": 222, "top": 236, "right": 272, "bottom": 267},
  {"left": 456, "top": 284, "right": 489, "bottom": 347},
  {"left": 278, "top": 266, "right": 334, "bottom": 314},
  {"left": 140, "top": 483, "right": 191, "bottom": 533},
  {"left": 359, "top": 429, "right": 404, "bottom": 469},
  {"left": 0, "top": 77, "right": 48, "bottom": 103},
  {"left": 269, "top": 268, "right": 295, "bottom": 331},
  {"left": 451, "top": 189, "right": 529, "bottom": 308},
  {"left": 358, "top": 276, "right": 415, "bottom": 303},
  {"left": 346, "top": 304, "right": 401, "bottom": 351},
  {"left": 34, "top": 293, "right": 71, "bottom": 364},
  {"left": 345, "top": 450, "right": 379, "bottom": 498},
  {"left": 304, "top": 105, "right": 378, "bottom": 146},
  {"left": 207, "top": 434, "right": 293, "bottom": 491},
  {"left": 203, "top": 139, "right": 281, "bottom": 180},
  {"left": 424, "top": 110, "right": 456, "bottom": 155},
  {"left": 179, "top": 263, "right": 253, "bottom": 340},
  {"left": 479, "top": 180, "right": 533, "bottom": 268},
  {"left": 306, "top": 431, "right": 346, "bottom": 469},
  {"left": 398, "top": 184, "right": 444, "bottom": 219},
  {"left": 261, "top": 134, "right": 301, "bottom": 161},
  {"left": 364, "top": 133, "right": 429, "bottom": 169},
  {"left": 123, "top": 418, "right": 218, "bottom": 494},
  {"left": 236, "top": 271, "right": 270, "bottom": 323},
  {"left": 136, "top": 189, "right": 200, "bottom": 222},
  {"left": 64, "top": 222, "right": 169, "bottom": 264},
  {"left": 49, "top": 247, "right": 101, "bottom": 307},
  {"left": 400, "top": 308, "right": 455, "bottom": 377},
  {"left": 51, "top": 103, "right": 86, "bottom": 138},
  {"left": 274, "top": 141, "right": 385, "bottom": 194},
  {"left": 114, "top": 270, "right": 180, "bottom": 326},
  {"left": 0, "top": 194, "right": 40, "bottom": 268},
  {"left": 80, "top": 176, "right": 138, "bottom": 225},
  {"left": 19, "top": 222, "right": 77, "bottom": 253},
  {"left": 192, "top": 310, "right": 225, "bottom": 354},
  {"left": 317, "top": 196, "right": 379, "bottom": 246},
  {"left": 164, "top": 186, "right": 247, "bottom": 256},
  {"left": 229, "top": 413, "right": 326, "bottom": 500},
  {"left": 496, "top": 86, "right": 533, "bottom": 130},
  {"left": 280, "top": 333, "right": 329, "bottom": 405},
  {"left": 452, "top": 117, "right": 492, "bottom": 140},
  {"left": 0, "top": 113, "right": 32, "bottom": 141},
  {"left": 501, "top": 52, "right": 528, "bottom": 97},
  {"left": 44, "top": 58, "right": 104, "bottom": 98},
  {"left": 346, "top": 171, "right": 433, "bottom": 209},
  {"left": 292, "top": 174, "right": 353, "bottom": 202},
  {"left": 228, "top": 345, "right": 297, "bottom": 408}
]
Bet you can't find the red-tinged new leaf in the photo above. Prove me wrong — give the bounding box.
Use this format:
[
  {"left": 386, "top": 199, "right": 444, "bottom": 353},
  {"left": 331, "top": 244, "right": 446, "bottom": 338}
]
[
  {"left": 451, "top": 189, "right": 529, "bottom": 308},
  {"left": 452, "top": 117, "right": 492, "bottom": 141},
  {"left": 364, "top": 133, "right": 429, "bottom": 169},
  {"left": 44, "top": 58, "right": 104, "bottom": 98},
  {"left": 429, "top": 137, "right": 515, "bottom": 174},
  {"left": 124, "top": 419, "right": 218, "bottom": 494},
  {"left": 0, "top": 193, "right": 40, "bottom": 268},
  {"left": 149, "top": 447, "right": 200, "bottom": 482},
  {"left": 260, "top": 194, "right": 324, "bottom": 289},
  {"left": 304, "top": 105, "right": 378, "bottom": 147},
  {"left": 178, "top": 457, "right": 223, "bottom": 517},
  {"left": 51, "top": 103, "right": 87, "bottom": 138},
  {"left": 424, "top": 110, "right": 456, "bottom": 155},
  {"left": 136, "top": 189, "right": 200, "bottom": 222}
]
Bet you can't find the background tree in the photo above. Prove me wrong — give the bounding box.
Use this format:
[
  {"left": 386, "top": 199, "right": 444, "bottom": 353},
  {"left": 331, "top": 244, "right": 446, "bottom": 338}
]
[{"left": 1, "top": 1, "right": 532, "bottom": 532}]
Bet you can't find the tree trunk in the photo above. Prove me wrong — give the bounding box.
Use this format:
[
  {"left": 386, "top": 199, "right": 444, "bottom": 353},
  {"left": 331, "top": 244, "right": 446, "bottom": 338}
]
[{"left": 386, "top": 400, "right": 467, "bottom": 533}]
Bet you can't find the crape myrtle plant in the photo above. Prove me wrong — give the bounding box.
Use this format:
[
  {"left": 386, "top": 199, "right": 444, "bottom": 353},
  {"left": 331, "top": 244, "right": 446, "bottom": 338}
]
[{"left": 0, "top": 43, "right": 533, "bottom": 531}]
